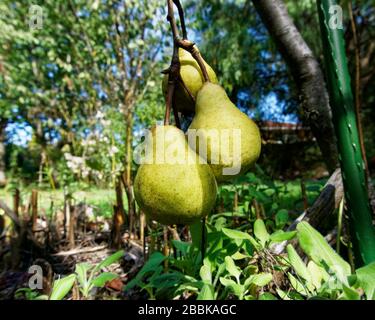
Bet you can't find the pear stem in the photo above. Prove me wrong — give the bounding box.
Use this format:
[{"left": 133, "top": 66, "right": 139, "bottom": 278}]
[
  {"left": 173, "top": 0, "right": 188, "bottom": 40},
  {"left": 165, "top": 0, "right": 211, "bottom": 127},
  {"left": 165, "top": 1, "right": 181, "bottom": 127}
]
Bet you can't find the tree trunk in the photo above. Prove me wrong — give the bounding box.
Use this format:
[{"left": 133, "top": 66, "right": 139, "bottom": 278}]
[
  {"left": 122, "top": 111, "right": 136, "bottom": 239},
  {"left": 111, "top": 178, "right": 126, "bottom": 248},
  {"left": 0, "top": 120, "right": 7, "bottom": 187},
  {"left": 251, "top": 0, "right": 339, "bottom": 173}
]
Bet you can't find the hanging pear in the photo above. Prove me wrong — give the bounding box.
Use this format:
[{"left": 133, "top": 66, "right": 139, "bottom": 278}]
[
  {"left": 134, "top": 125, "right": 217, "bottom": 225},
  {"left": 188, "top": 83, "right": 261, "bottom": 182},
  {"left": 162, "top": 47, "right": 218, "bottom": 114}
]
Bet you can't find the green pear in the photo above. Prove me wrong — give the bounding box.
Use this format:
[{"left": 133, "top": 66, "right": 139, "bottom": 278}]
[
  {"left": 188, "top": 83, "right": 261, "bottom": 182},
  {"left": 162, "top": 47, "right": 218, "bottom": 114},
  {"left": 134, "top": 125, "right": 217, "bottom": 225}
]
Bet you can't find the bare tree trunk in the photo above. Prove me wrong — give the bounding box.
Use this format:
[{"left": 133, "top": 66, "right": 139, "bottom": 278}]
[
  {"left": 68, "top": 203, "right": 75, "bottom": 249},
  {"left": 251, "top": 0, "right": 339, "bottom": 173},
  {"left": 31, "top": 189, "right": 38, "bottom": 232},
  {"left": 122, "top": 113, "right": 136, "bottom": 239},
  {"left": 111, "top": 178, "right": 126, "bottom": 248},
  {"left": 0, "top": 120, "right": 7, "bottom": 187}
]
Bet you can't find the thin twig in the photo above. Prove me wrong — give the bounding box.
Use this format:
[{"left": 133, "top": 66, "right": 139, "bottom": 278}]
[
  {"left": 164, "top": 0, "right": 210, "bottom": 126},
  {"left": 173, "top": 0, "right": 188, "bottom": 39}
]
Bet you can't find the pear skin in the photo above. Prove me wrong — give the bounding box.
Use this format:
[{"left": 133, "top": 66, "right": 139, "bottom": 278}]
[
  {"left": 134, "top": 125, "right": 217, "bottom": 225},
  {"left": 188, "top": 83, "right": 261, "bottom": 182},
  {"left": 162, "top": 48, "right": 218, "bottom": 114}
]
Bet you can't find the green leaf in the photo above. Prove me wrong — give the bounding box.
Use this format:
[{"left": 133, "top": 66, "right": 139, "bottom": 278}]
[
  {"left": 75, "top": 263, "right": 91, "bottom": 287},
  {"left": 307, "top": 261, "right": 329, "bottom": 290},
  {"left": 270, "top": 230, "right": 297, "bottom": 243},
  {"left": 259, "top": 292, "right": 278, "bottom": 300},
  {"left": 91, "top": 272, "right": 118, "bottom": 288},
  {"left": 245, "top": 273, "right": 273, "bottom": 288},
  {"left": 49, "top": 274, "right": 76, "bottom": 300},
  {"left": 172, "top": 240, "right": 191, "bottom": 255},
  {"left": 355, "top": 262, "right": 375, "bottom": 300},
  {"left": 288, "top": 273, "right": 309, "bottom": 296},
  {"left": 296, "top": 222, "right": 351, "bottom": 281},
  {"left": 94, "top": 250, "right": 124, "bottom": 272},
  {"left": 219, "top": 278, "right": 244, "bottom": 298},
  {"left": 276, "top": 288, "right": 291, "bottom": 300},
  {"left": 199, "top": 264, "right": 212, "bottom": 284},
  {"left": 222, "top": 227, "right": 251, "bottom": 240},
  {"left": 275, "top": 209, "right": 289, "bottom": 229},
  {"left": 254, "top": 219, "right": 269, "bottom": 247},
  {"left": 231, "top": 251, "right": 249, "bottom": 260},
  {"left": 287, "top": 244, "right": 311, "bottom": 283},
  {"left": 225, "top": 256, "right": 241, "bottom": 282},
  {"left": 197, "top": 284, "right": 215, "bottom": 300},
  {"left": 339, "top": 285, "right": 360, "bottom": 300}
]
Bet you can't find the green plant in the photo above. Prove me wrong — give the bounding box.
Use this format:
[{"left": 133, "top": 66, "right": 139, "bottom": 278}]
[
  {"left": 73, "top": 250, "right": 123, "bottom": 299},
  {"left": 15, "top": 250, "right": 123, "bottom": 300},
  {"left": 284, "top": 222, "right": 375, "bottom": 300}
]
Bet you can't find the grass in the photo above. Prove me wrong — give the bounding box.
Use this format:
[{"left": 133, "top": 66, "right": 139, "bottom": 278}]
[
  {"left": 0, "top": 178, "right": 326, "bottom": 220},
  {"left": 0, "top": 188, "right": 118, "bottom": 218}
]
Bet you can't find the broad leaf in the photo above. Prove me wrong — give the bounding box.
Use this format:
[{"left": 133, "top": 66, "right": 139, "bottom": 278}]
[
  {"left": 95, "top": 250, "right": 124, "bottom": 272},
  {"left": 270, "top": 230, "right": 297, "bottom": 243},
  {"left": 355, "top": 262, "right": 375, "bottom": 300},
  {"left": 287, "top": 245, "right": 311, "bottom": 283},
  {"left": 225, "top": 256, "right": 241, "bottom": 282},
  {"left": 49, "top": 274, "right": 76, "bottom": 300},
  {"left": 254, "top": 219, "right": 269, "bottom": 247},
  {"left": 296, "top": 222, "right": 351, "bottom": 281},
  {"left": 197, "top": 284, "right": 215, "bottom": 300},
  {"left": 92, "top": 272, "right": 118, "bottom": 288},
  {"left": 245, "top": 273, "right": 273, "bottom": 288}
]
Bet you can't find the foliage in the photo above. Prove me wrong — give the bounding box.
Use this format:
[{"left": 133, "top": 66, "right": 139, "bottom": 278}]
[
  {"left": 128, "top": 217, "right": 374, "bottom": 300},
  {"left": 16, "top": 250, "right": 124, "bottom": 300}
]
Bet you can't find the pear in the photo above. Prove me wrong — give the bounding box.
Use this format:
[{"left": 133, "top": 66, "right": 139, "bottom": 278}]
[
  {"left": 162, "top": 47, "right": 218, "bottom": 114},
  {"left": 188, "top": 83, "right": 261, "bottom": 182},
  {"left": 134, "top": 125, "right": 217, "bottom": 225}
]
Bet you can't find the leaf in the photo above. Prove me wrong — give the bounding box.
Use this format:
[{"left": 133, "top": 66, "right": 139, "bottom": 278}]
[
  {"left": 275, "top": 209, "right": 289, "bottom": 229},
  {"left": 124, "top": 252, "right": 166, "bottom": 290},
  {"left": 75, "top": 263, "right": 91, "bottom": 287},
  {"left": 296, "top": 222, "right": 351, "bottom": 281},
  {"left": 197, "top": 284, "right": 215, "bottom": 300},
  {"left": 91, "top": 272, "right": 118, "bottom": 288},
  {"left": 254, "top": 219, "right": 269, "bottom": 247},
  {"left": 222, "top": 227, "right": 251, "bottom": 240},
  {"left": 276, "top": 288, "right": 291, "bottom": 300},
  {"left": 225, "top": 256, "right": 241, "bottom": 282},
  {"left": 219, "top": 278, "right": 244, "bottom": 298},
  {"left": 172, "top": 240, "right": 190, "bottom": 255},
  {"left": 259, "top": 292, "right": 278, "bottom": 300},
  {"left": 307, "top": 261, "right": 329, "bottom": 290},
  {"left": 95, "top": 250, "right": 124, "bottom": 272},
  {"left": 245, "top": 273, "right": 273, "bottom": 288},
  {"left": 231, "top": 251, "right": 249, "bottom": 260},
  {"left": 355, "top": 262, "right": 375, "bottom": 300},
  {"left": 339, "top": 285, "right": 360, "bottom": 300},
  {"left": 270, "top": 230, "right": 297, "bottom": 243},
  {"left": 288, "top": 273, "right": 309, "bottom": 296},
  {"left": 199, "top": 264, "right": 212, "bottom": 284},
  {"left": 49, "top": 274, "right": 76, "bottom": 300},
  {"left": 287, "top": 244, "right": 311, "bottom": 283}
]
